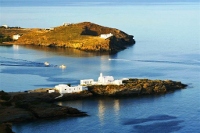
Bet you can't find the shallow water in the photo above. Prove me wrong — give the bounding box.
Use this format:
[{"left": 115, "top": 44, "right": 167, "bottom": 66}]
[{"left": 0, "top": 1, "right": 200, "bottom": 133}]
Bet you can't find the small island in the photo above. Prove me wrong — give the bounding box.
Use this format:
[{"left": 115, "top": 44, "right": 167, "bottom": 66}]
[
  {"left": 0, "top": 73, "right": 187, "bottom": 133},
  {"left": 0, "top": 22, "right": 135, "bottom": 53}
]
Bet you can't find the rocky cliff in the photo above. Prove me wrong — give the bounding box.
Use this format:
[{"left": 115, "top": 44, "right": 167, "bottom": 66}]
[
  {"left": 88, "top": 79, "right": 187, "bottom": 96},
  {"left": 13, "top": 22, "right": 135, "bottom": 52}
]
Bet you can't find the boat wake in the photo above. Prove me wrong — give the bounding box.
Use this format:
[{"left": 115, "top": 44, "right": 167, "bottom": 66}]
[
  {"left": 0, "top": 56, "right": 57, "bottom": 68},
  {"left": 108, "top": 58, "right": 131, "bottom": 61},
  {"left": 108, "top": 58, "right": 200, "bottom": 66}
]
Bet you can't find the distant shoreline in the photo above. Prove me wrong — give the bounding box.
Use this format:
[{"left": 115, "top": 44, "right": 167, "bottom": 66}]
[{"left": 0, "top": 22, "right": 135, "bottom": 53}]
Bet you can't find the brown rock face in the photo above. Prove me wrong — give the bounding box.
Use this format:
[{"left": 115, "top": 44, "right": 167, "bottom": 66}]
[
  {"left": 88, "top": 79, "right": 187, "bottom": 96},
  {"left": 13, "top": 22, "right": 135, "bottom": 53}
]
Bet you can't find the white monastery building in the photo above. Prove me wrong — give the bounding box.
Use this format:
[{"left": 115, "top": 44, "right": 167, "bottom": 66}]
[
  {"left": 80, "top": 73, "right": 123, "bottom": 86},
  {"left": 54, "top": 73, "right": 123, "bottom": 94},
  {"left": 12, "top": 34, "right": 21, "bottom": 40},
  {"left": 98, "top": 73, "right": 122, "bottom": 85},
  {"left": 55, "top": 84, "right": 87, "bottom": 94},
  {"left": 100, "top": 33, "right": 113, "bottom": 39},
  {"left": 80, "top": 79, "right": 94, "bottom": 85}
]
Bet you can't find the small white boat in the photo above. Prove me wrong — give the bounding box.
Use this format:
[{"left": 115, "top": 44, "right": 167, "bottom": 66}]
[
  {"left": 44, "top": 62, "right": 50, "bottom": 66},
  {"left": 59, "top": 64, "right": 66, "bottom": 69}
]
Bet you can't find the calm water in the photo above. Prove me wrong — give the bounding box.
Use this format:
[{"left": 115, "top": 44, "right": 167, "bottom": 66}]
[{"left": 0, "top": 1, "right": 200, "bottom": 133}]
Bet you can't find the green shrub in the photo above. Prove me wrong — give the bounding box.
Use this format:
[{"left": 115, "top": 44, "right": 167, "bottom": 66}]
[{"left": 0, "top": 34, "right": 12, "bottom": 43}]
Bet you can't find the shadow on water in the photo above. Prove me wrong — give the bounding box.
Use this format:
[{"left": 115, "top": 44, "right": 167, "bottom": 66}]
[
  {"left": 123, "top": 115, "right": 177, "bottom": 125},
  {"left": 122, "top": 115, "right": 184, "bottom": 133},
  {"left": 13, "top": 116, "right": 81, "bottom": 133},
  {"left": 133, "top": 120, "right": 184, "bottom": 133},
  {"left": 21, "top": 45, "right": 117, "bottom": 57}
]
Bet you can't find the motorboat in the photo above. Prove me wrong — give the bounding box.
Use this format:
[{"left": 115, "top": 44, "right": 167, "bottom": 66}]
[
  {"left": 59, "top": 64, "right": 66, "bottom": 69},
  {"left": 44, "top": 62, "right": 50, "bottom": 66}
]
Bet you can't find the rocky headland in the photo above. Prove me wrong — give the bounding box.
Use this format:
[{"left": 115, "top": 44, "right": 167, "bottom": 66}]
[
  {"left": 88, "top": 78, "right": 187, "bottom": 96},
  {"left": 0, "top": 91, "right": 89, "bottom": 123},
  {"left": 0, "top": 78, "right": 187, "bottom": 132},
  {"left": 0, "top": 91, "right": 89, "bottom": 133},
  {"left": 0, "top": 22, "right": 135, "bottom": 53}
]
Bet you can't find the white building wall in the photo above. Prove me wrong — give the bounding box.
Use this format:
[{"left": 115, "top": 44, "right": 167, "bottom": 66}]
[
  {"left": 48, "top": 89, "right": 55, "bottom": 93},
  {"left": 2, "top": 25, "right": 8, "bottom": 28},
  {"left": 100, "top": 33, "right": 113, "bottom": 39},
  {"left": 55, "top": 84, "right": 88, "bottom": 94},
  {"left": 13, "top": 34, "right": 20, "bottom": 40},
  {"left": 55, "top": 73, "right": 123, "bottom": 94},
  {"left": 98, "top": 73, "right": 115, "bottom": 84},
  {"left": 80, "top": 79, "right": 94, "bottom": 85},
  {"left": 113, "top": 80, "right": 123, "bottom": 85},
  {"left": 105, "top": 76, "right": 114, "bottom": 83},
  {"left": 81, "top": 73, "right": 123, "bottom": 85}
]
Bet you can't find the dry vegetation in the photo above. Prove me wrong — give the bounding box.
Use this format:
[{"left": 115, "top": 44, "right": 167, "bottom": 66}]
[
  {"left": 1, "top": 22, "right": 135, "bottom": 52},
  {"left": 15, "top": 22, "right": 111, "bottom": 50}
]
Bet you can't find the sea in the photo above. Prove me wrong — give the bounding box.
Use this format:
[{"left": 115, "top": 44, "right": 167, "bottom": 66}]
[{"left": 0, "top": 0, "right": 200, "bottom": 133}]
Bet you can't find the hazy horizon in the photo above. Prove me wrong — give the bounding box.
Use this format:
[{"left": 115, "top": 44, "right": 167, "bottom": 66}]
[{"left": 0, "top": 0, "right": 199, "bottom": 7}]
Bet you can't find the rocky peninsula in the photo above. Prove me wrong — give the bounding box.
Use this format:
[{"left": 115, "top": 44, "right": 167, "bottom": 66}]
[
  {"left": 88, "top": 78, "right": 187, "bottom": 96},
  {"left": 0, "top": 91, "right": 88, "bottom": 123},
  {"left": 0, "top": 78, "right": 187, "bottom": 132},
  {"left": 0, "top": 22, "right": 135, "bottom": 53}
]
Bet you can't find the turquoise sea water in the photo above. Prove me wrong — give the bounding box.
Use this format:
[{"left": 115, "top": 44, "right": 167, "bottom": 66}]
[{"left": 0, "top": 1, "right": 200, "bottom": 133}]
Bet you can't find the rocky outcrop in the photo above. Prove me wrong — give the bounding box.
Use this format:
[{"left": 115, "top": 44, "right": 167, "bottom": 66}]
[
  {"left": 0, "top": 123, "right": 14, "bottom": 133},
  {"left": 0, "top": 78, "right": 187, "bottom": 133},
  {"left": 54, "top": 90, "right": 93, "bottom": 101},
  {"left": 12, "top": 22, "right": 135, "bottom": 53},
  {"left": 0, "top": 91, "right": 88, "bottom": 124},
  {"left": 88, "top": 79, "right": 187, "bottom": 96}
]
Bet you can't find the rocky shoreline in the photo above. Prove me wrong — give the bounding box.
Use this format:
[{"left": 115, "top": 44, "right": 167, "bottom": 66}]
[
  {"left": 0, "top": 91, "right": 89, "bottom": 133},
  {"left": 88, "top": 78, "right": 187, "bottom": 96},
  {"left": 0, "top": 78, "right": 187, "bottom": 133}
]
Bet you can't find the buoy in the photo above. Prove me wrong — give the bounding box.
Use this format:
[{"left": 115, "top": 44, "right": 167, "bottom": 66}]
[{"left": 59, "top": 64, "right": 66, "bottom": 69}]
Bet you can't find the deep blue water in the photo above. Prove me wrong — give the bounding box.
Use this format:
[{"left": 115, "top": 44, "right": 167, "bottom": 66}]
[{"left": 0, "top": 1, "right": 200, "bottom": 133}]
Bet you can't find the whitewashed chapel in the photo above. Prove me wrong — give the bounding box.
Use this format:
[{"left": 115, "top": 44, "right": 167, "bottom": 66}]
[
  {"left": 54, "top": 73, "right": 123, "bottom": 94},
  {"left": 80, "top": 73, "right": 123, "bottom": 85}
]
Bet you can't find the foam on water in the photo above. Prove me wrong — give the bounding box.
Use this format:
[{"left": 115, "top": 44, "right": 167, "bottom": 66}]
[{"left": 0, "top": 56, "right": 58, "bottom": 67}]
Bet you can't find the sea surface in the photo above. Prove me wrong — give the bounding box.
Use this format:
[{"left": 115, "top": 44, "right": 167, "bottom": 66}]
[{"left": 0, "top": 0, "right": 200, "bottom": 133}]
